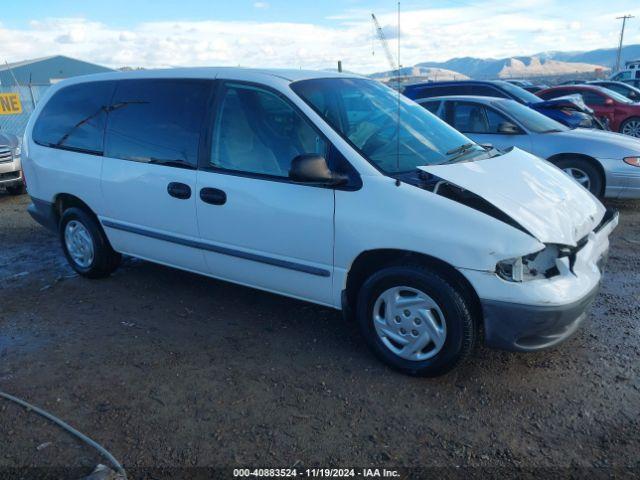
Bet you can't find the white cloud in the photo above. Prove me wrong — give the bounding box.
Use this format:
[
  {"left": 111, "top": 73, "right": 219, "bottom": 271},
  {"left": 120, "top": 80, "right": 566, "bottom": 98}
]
[
  {"left": 0, "top": 1, "right": 638, "bottom": 74},
  {"left": 253, "top": 2, "right": 269, "bottom": 9}
]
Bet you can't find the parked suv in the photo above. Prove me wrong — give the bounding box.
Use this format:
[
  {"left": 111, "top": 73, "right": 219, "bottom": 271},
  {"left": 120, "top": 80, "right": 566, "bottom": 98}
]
[
  {"left": 0, "top": 131, "right": 24, "bottom": 195},
  {"left": 23, "top": 69, "right": 617, "bottom": 376},
  {"left": 402, "top": 80, "right": 603, "bottom": 129}
]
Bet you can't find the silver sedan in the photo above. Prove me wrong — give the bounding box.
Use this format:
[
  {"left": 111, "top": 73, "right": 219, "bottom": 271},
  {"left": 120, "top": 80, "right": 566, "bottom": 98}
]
[{"left": 418, "top": 95, "right": 640, "bottom": 198}]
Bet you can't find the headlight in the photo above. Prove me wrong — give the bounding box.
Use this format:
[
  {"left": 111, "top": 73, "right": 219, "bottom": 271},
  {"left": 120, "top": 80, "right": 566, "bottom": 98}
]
[
  {"left": 624, "top": 156, "right": 640, "bottom": 167},
  {"left": 13, "top": 146, "right": 21, "bottom": 156},
  {"left": 496, "top": 245, "right": 565, "bottom": 282}
]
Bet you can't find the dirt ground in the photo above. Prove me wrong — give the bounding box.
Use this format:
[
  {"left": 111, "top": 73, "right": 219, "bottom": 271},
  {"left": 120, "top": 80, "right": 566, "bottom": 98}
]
[{"left": 0, "top": 192, "right": 639, "bottom": 478}]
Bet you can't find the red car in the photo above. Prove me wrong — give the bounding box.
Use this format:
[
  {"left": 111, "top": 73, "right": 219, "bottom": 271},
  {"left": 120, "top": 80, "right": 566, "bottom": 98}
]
[{"left": 537, "top": 85, "right": 640, "bottom": 137}]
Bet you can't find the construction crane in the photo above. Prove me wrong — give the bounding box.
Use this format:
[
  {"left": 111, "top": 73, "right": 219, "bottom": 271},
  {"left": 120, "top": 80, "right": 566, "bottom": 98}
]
[{"left": 371, "top": 13, "right": 398, "bottom": 73}]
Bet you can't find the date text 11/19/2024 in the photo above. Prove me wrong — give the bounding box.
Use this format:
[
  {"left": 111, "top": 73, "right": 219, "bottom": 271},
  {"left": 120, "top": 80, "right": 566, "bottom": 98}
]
[{"left": 233, "top": 468, "right": 401, "bottom": 478}]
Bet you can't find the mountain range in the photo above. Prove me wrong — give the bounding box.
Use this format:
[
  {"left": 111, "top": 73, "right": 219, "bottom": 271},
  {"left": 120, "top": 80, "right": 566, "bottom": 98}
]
[{"left": 370, "top": 44, "right": 640, "bottom": 80}]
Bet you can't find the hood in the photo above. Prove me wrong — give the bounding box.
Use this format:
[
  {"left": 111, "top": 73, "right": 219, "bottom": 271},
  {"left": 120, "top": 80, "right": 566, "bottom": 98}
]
[
  {"left": 547, "top": 128, "right": 640, "bottom": 156},
  {"left": 531, "top": 95, "right": 594, "bottom": 114},
  {"left": 419, "top": 148, "right": 605, "bottom": 246}
]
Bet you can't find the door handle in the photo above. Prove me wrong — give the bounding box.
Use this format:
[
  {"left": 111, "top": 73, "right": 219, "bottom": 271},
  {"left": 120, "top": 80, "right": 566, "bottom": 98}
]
[
  {"left": 200, "top": 187, "right": 227, "bottom": 205},
  {"left": 167, "top": 182, "right": 191, "bottom": 199}
]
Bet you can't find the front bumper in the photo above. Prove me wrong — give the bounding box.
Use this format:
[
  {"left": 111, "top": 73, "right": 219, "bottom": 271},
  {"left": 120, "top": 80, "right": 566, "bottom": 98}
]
[
  {"left": 0, "top": 169, "right": 22, "bottom": 187},
  {"left": 0, "top": 155, "right": 22, "bottom": 187},
  {"left": 460, "top": 209, "right": 618, "bottom": 352},
  {"left": 481, "top": 283, "right": 600, "bottom": 351}
]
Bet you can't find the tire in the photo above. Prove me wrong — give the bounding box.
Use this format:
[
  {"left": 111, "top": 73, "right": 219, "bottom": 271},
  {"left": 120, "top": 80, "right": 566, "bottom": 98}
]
[
  {"left": 553, "top": 158, "right": 603, "bottom": 197},
  {"left": 6, "top": 184, "right": 25, "bottom": 195},
  {"left": 59, "top": 207, "right": 121, "bottom": 278},
  {"left": 620, "top": 117, "right": 640, "bottom": 138},
  {"left": 355, "top": 265, "right": 477, "bottom": 377}
]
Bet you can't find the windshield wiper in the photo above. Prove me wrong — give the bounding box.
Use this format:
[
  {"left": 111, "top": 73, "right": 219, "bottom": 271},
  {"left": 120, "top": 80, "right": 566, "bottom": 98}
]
[
  {"left": 442, "top": 143, "right": 484, "bottom": 164},
  {"left": 446, "top": 142, "right": 475, "bottom": 156}
]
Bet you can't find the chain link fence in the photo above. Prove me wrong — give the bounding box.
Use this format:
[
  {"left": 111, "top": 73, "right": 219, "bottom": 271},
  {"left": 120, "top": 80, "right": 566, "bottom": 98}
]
[{"left": 0, "top": 84, "right": 50, "bottom": 139}]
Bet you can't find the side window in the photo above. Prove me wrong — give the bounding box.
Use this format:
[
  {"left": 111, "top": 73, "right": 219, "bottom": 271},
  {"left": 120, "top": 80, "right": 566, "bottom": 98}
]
[
  {"left": 210, "top": 83, "right": 327, "bottom": 177},
  {"left": 32, "top": 81, "right": 115, "bottom": 154},
  {"left": 580, "top": 91, "right": 605, "bottom": 105},
  {"left": 452, "top": 102, "right": 490, "bottom": 133},
  {"left": 104, "top": 79, "right": 212, "bottom": 168},
  {"left": 602, "top": 84, "right": 626, "bottom": 96},
  {"left": 539, "top": 90, "right": 567, "bottom": 100},
  {"left": 420, "top": 100, "right": 441, "bottom": 115},
  {"left": 484, "top": 107, "right": 512, "bottom": 133}
]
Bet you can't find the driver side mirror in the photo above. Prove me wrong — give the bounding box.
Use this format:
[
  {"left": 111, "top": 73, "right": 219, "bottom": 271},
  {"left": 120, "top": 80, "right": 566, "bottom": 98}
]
[
  {"left": 289, "top": 154, "right": 348, "bottom": 186},
  {"left": 497, "top": 121, "right": 522, "bottom": 135}
]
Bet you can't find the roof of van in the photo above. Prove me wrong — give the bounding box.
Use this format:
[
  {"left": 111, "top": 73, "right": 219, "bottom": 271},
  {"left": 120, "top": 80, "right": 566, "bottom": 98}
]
[{"left": 59, "top": 67, "right": 364, "bottom": 83}]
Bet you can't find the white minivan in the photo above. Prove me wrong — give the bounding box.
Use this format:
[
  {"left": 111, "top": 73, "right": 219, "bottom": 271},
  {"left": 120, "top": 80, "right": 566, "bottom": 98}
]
[{"left": 23, "top": 68, "right": 618, "bottom": 376}]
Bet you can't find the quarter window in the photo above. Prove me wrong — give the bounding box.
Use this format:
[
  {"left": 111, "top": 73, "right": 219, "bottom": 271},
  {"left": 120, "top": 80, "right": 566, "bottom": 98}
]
[
  {"left": 32, "top": 81, "right": 115, "bottom": 154},
  {"left": 104, "top": 79, "right": 212, "bottom": 168},
  {"left": 210, "top": 83, "right": 327, "bottom": 177}
]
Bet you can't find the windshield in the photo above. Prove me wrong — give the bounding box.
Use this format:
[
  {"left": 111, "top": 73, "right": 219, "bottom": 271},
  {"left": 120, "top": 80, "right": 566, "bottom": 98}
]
[
  {"left": 496, "top": 100, "right": 568, "bottom": 133},
  {"left": 494, "top": 81, "right": 543, "bottom": 104},
  {"left": 594, "top": 86, "right": 634, "bottom": 104},
  {"left": 291, "top": 78, "right": 486, "bottom": 173}
]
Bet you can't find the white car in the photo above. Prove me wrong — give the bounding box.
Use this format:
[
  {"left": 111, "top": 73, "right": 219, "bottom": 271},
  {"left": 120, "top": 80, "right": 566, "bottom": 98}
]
[{"left": 22, "top": 68, "right": 618, "bottom": 376}]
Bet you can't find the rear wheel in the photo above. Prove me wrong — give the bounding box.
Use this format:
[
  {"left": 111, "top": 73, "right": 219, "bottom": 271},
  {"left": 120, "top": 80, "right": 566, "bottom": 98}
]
[
  {"left": 554, "top": 158, "right": 603, "bottom": 197},
  {"left": 59, "top": 207, "right": 121, "bottom": 278},
  {"left": 355, "top": 265, "right": 477, "bottom": 377},
  {"left": 620, "top": 117, "right": 640, "bottom": 138}
]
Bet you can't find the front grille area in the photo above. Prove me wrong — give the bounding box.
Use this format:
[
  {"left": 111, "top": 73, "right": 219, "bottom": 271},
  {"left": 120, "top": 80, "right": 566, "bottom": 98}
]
[
  {"left": 0, "top": 147, "right": 12, "bottom": 164},
  {"left": 0, "top": 171, "right": 19, "bottom": 181}
]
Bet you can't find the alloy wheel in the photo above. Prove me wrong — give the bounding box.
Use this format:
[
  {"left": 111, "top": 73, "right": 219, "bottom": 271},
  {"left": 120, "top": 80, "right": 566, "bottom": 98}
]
[
  {"left": 563, "top": 167, "right": 591, "bottom": 191},
  {"left": 622, "top": 119, "right": 640, "bottom": 138}
]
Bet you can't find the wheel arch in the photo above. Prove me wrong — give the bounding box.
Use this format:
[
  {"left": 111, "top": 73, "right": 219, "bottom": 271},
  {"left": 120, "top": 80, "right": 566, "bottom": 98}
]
[
  {"left": 546, "top": 153, "right": 606, "bottom": 196},
  {"left": 343, "top": 249, "right": 482, "bottom": 325},
  {"left": 53, "top": 193, "right": 98, "bottom": 225}
]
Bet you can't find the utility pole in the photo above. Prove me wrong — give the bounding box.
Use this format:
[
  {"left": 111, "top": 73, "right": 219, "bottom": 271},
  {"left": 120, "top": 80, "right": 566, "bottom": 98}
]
[{"left": 615, "top": 15, "right": 634, "bottom": 72}]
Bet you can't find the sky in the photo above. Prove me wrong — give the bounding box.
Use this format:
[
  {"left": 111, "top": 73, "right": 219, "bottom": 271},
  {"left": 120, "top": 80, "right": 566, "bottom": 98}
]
[{"left": 1, "top": 0, "right": 639, "bottom": 74}]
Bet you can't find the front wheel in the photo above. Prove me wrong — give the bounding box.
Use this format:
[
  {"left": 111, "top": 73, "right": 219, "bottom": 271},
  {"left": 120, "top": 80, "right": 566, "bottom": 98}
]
[
  {"left": 554, "top": 158, "right": 603, "bottom": 197},
  {"left": 620, "top": 117, "right": 640, "bottom": 138},
  {"left": 59, "top": 207, "right": 121, "bottom": 278},
  {"left": 355, "top": 265, "right": 477, "bottom": 377}
]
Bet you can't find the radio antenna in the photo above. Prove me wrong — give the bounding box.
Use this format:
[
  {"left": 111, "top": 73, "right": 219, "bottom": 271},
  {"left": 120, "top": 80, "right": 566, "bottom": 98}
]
[{"left": 396, "top": 1, "right": 401, "bottom": 172}]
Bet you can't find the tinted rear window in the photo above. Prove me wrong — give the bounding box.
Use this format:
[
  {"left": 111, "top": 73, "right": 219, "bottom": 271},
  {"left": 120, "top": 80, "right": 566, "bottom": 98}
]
[
  {"left": 104, "top": 79, "right": 212, "bottom": 168},
  {"left": 468, "top": 85, "right": 508, "bottom": 98},
  {"left": 411, "top": 85, "right": 469, "bottom": 99},
  {"left": 32, "top": 81, "right": 115, "bottom": 154}
]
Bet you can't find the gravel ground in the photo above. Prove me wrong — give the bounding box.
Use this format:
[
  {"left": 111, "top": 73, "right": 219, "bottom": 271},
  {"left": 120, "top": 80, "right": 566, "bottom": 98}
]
[{"left": 0, "top": 192, "right": 638, "bottom": 478}]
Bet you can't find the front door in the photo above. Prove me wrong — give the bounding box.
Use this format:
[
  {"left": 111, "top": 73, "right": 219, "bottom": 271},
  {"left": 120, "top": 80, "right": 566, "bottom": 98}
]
[
  {"left": 447, "top": 101, "right": 532, "bottom": 152},
  {"left": 100, "top": 78, "right": 213, "bottom": 273},
  {"left": 196, "top": 81, "right": 335, "bottom": 305}
]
